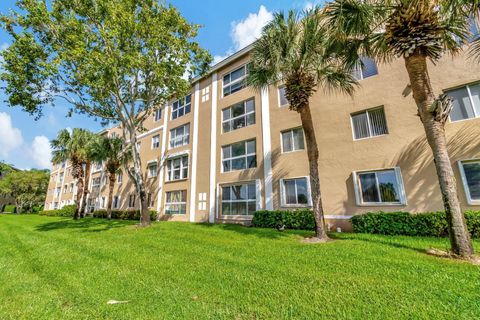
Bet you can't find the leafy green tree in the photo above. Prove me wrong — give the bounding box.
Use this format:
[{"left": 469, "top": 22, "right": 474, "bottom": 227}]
[
  {"left": 89, "top": 135, "right": 130, "bottom": 219},
  {"left": 51, "top": 128, "right": 94, "bottom": 220},
  {"left": 323, "top": 0, "right": 476, "bottom": 257},
  {"left": 1, "top": 0, "right": 210, "bottom": 227},
  {"left": 247, "top": 8, "right": 356, "bottom": 241},
  {"left": 0, "top": 169, "right": 49, "bottom": 213}
]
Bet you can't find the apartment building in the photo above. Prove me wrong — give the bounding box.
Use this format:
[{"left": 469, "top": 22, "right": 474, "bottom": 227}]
[{"left": 44, "top": 44, "right": 480, "bottom": 230}]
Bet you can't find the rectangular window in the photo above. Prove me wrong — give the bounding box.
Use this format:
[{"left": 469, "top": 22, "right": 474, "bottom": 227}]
[
  {"left": 70, "top": 183, "right": 74, "bottom": 193},
  {"left": 281, "top": 128, "right": 305, "bottom": 152},
  {"left": 128, "top": 194, "right": 136, "bottom": 208},
  {"left": 94, "top": 162, "right": 102, "bottom": 171},
  {"left": 151, "top": 134, "right": 160, "bottom": 149},
  {"left": 352, "top": 57, "right": 378, "bottom": 80},
  {"left": 57, "top": 173, "right": 64, "bottom": 183},
  {"left": 92, "top": 177, "right": 101, "bottom": 192},
  {"left": 223, "top": 64, "right": 250, "bottom": 97},
  {"left": 113, "top": 196, "right": 120, "bottom": 209},
  {"left": 222, "top": 98, "right": 255, "bottom": 133},
  {"left": 169, "top": 123, "right": 190, "bottom": 149},
  {"left": 278, "top": 85, "right": 289, "bottom": 107},
  {"left": 351, "top": 107, "right": 388, "bottom": 140},
  {"left": 221, "top": 183, "right": 256, "bottom": 216},
  {"left": 447, "top": 83, "right": 480, "bottom": 122},
  {"left": 165, "top": 190, "right": 187, "bottom": 214},
  {"left": 222, "top": 139, "right": 256, "bottom": 172},
  {"left": 101, "top": 197, "right": 106, "bottom": 209},
  {"left": 167, "top": 155, "right": 189, "bottom": 181},
  {"left": 55, "top": 187, "right": 61, "bottom": 198},
  {"left": 64, "top": 185, "right": 68, "bottom": 194},
  {"left": 354, "top": 168, "right": 406, "bottom": 205},
  {"left": 147, "top": 193, "right": 155, "bottom": 208},
  {"left": 117, "top": 172, "right": 122, "bottom": 184},
  {"left": 281, "top": 178, "right": 311, "bottom": 206},
  {"left": 148, "top": 162, "right": 158, "bottom": 178},
  {"left": 468, "top": 16, "right": 480, "bottom": 43},
  {"left": 172, "top": 95, "right": 191, "bottom": 120},
  {"left": 459, "top": 160, "right": 480, "bottom": 204},
  {"left": 154, "top": 109, "right": 162, "bottom": 121}
]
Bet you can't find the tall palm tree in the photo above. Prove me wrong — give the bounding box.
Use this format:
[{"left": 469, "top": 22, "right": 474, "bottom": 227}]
[
  {"left": 89, "top": 135, "right": 129, "bottom": 219},
  {"left": 324, "top": 0, "right": 476, "bottom": 257},
  {"left": 247, "top": 8, "right": 357, "bottom": 241},
  {"left": 51, "top": 128, "right": 93, "bottom": 220}
]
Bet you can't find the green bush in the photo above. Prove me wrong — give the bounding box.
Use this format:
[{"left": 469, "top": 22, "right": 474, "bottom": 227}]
[
  {"left": 92, "top": 209, "right": 158, "bottom": 221},
  {"left": 3, "top": 205, "right": 16, "bottom": 213},
  {"left": 39, "top": 205, "right": 77, "bottom": 217},
  {"left": 351, "top": 211, "right": 480, "bottom": 238},
  {"left": 252, "top": 209, "right": 316, "bottom": 230}
]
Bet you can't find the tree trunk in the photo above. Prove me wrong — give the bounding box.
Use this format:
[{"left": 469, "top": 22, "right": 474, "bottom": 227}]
[
  {"left": 299, "top": 104, "right": 329, "bottom": 240},
  {"left": 74, "top": 178, "right": 83, "bottom": 220},
  {"left": 107, "top": 172, "right": 115, "bottom": 219},
  {"left": 404, "top": 53, "right": 474, "bottom": 257},
  {"left": 79, "top": 161, "right": 91, "bottom": 218}
]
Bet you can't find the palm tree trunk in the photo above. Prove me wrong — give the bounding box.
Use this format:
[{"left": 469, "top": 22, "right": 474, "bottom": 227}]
[
  {"left": 107, "top": 172, "right": 115, "bottom": 219},
  {"left": 79, "top": 161, "right": 91, "bottom": 218},
  {"left": 404, "top": 53, "right": 474, "bottom": 257},
  {"left": 74, "top": 178, "right": 83, "bottom": 220},
  {"left": 299, "top": 104, "right": 329, "bottom": 240}
]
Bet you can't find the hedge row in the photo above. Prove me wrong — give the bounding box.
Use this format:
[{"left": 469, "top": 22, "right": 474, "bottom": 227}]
[
  {"left": 92, "top": 210, "right": 158, "bottom": 221},
  {"left": 39, "top": 205, "right": 77, "bottom": 217},
  {"left": 351, "top": 211, "right": 480, "bottom": 238},
  {"left": 252, "top": 209, "right": 316, "bottom": 230}
]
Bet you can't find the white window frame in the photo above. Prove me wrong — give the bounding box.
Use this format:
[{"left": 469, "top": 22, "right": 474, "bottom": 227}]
[
  {"left": 352, "top": 57, "right": 378, "bottom": 80},
  {"left": 154, "top": 109, "right": 162, "bottom": 122},
  {"left": 278, "top": 85, "right": 289, "bottom": 107},
  {"left": 147, "top": 161, "right": 158, "bottom": 178},
  {"left": 352, "top": 167, "right": 407, "bottom": 206},
  {"left": 350, "top": 106, "right": 388, "bottom": 141},
  {"left": 151, "top": 134, "right": 160, "bottom": 149},
  {"left": 221, "top": 139, "right": 257, "bottom": 173},
  {"left": 281, "top": 127, "right": 305, "bottom": 153},
  {"left": 166, "top": 155, "right": 189, "bottom": 181},
  {"left": 447, "top": 83, "right": 480, "bottom": 123},
  {"left": 220, "top": 181, "right": 259, "bottom": 217},
  {"left": 165, "top": 190, "right": 187, "bottom": 215},
  {"left": 222, "top": 63, "right": 249, "bottom": 97},
  {"left": 221, "top": 98, "right": 255, "bottom": 133},
  {"left": 280, "top": 176, "right": 312, "bottom": 208},
  {"left": 171, "top": 95, "right": 192, "bottom": 120},
  {"left": 458, "top": 159, "right": 480, "bottom": 205},
  {"left": 169, "top": 123, "right": 190, "bottom": 149},
  {"left": 112, "top": 195, "right": 120, "bottom": 209},
  {"left": 117, "top": 172, "right": 122, "bottom": 184}
]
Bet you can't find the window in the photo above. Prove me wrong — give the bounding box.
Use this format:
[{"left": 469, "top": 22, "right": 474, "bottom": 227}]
[
  {"left": 55, "top": 187, "right": 61, "bottom": 198},
  {"left": 281, "top": 128, "right": 305, "bottom": 153},
  {"left": 278, "top": 85, "right": 289, "bottom": 107},
  {"left": 128, "top": 194, "right": 136, "bottom": 208},
  {"left": 94, "top": 162, "right": 103, "bottom": 171},
  {"left": 117, "top": 172, "right": 123, "bottom": 184},
  {"left": 63, "top": 185, "right": 68, "bottom": 194},
  {"left": 92, "top": 177, "right": 101, "bottom": 192},
  {"left": 223, "top": 64, "right": 250, "bottom": 97},
  {"left": 154, "top": 109, "right": 162, "bottom": 121},
  {"left": 468, "top": 16, "right": 479, "bottom": 43},
  {"left": 351, "top": 107, "right": 388, "bottom": 140},
  {"left": 446, "top": 83, "right": 480, "bottom": 122},
  {"left": 222, "top": 140, "right": 256, "bottom": 172},
  {"left": 167, "top": 155, "right": 189, "bottom": 181},
  {"left": 148, "top": 162, "right": 158, "bottom": 178},
  {"left": 110, "top": 132, "right": 118, "bottom": 138},
  {"left": 352, "top": 57, "right": 378, "bottom": 80},
  {"left": 222, "top": 99, "right": 255, "bottom": 133},
  {"left": 459, "top": 160, "right": 480, "bottom": 204},
  {"left": 147, "top": 193, "right": 155, "bottom": 208},
  {"left": 165, "top": 190, "right": 187, "bottom": 214},
  {"left": 354, "top": 168, "right": 406, "bottom": 205},
  {"left": 54, "top": 202, "right": 59, "bottom": 209},
  {"left": 57, "top": 173, "right": 64, "bottom": 183},
  {"left": 221, "top": 183, "right": 256, "bottom": 216},
  {"left": 169, "top": 124, "right": 190, "bottom": 148},
  {"left": 70, "top": 183, "right": 74, "bottom": 193},
  {"left": 172, "top": 95, "right": 191, "bottom": 120},
  {"left": 281, "top": 178, "right": 311, "bottom": 206},
  {"left": 152, "top": 135, "right": 160, "bottom": 149},
  {"left": 101, "top": 197, "right": 106, "bottom": 209},
  {"left": 201, "top": 86, "right": 210, "bottom": 102},
  {"left": 113, "top": 196, "right": 120, "bottom": 209},
  {"left": 102, "top": 175, "right": 107, "bottom": 186}
]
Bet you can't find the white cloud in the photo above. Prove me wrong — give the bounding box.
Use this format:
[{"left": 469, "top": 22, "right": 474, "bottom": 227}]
[
  {"left": 303, "top": 1, "right": 321, "bottom": 11},
  {"left": 231, "top": 5, "right": 273, "bottom": 51},
  {"left": 212, "top": 49, "right": 234, "bottom": 66},
  {"left": 0, "top": 112, "right": 24, "bottom": 158},
  {"left": 31, "top": 136, "right": 52, "bottom": 169}
]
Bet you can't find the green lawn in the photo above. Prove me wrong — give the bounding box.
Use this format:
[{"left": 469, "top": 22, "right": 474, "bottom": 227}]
[{"left": 0, "top": 215, "right": 479, "bottom": 320}]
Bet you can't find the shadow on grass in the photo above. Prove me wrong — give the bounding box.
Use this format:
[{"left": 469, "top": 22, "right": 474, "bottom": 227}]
[
  {"left": 336, "top": 233, "right": 434, "bottom": 254},
  {"left": 196, "top": 223, "right": 314, "bottom": 240},
  {"left": 35, "top": 217, "right": 134, "bottom": 233}
]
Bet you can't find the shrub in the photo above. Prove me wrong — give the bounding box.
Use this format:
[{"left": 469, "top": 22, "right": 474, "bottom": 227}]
[
  {"left": 39, "top": 205, "right": 77, "bottom": 217},
  {"left": 351, "top": 211, "right": 480, "bottom": 238},
  {"left": 3, "top": 205, "right": 16, "bottom": 213},
  {"left": 92, "top": 209, "right": 158, "bottom": 221},
  {"left": 252, "top": 209, "right": 316, "bottom": 230}
]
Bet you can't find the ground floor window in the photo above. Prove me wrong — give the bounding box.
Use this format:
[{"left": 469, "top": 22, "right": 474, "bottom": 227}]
[
  {"left": 221, "top": 182, "right": 256, "bottom": 215},
  {"left": 281, "top": 177, "right": 311, "bottom": 206},
  {"left": 165, "top": 190, "right": 186, "bottom": 214},
  {"left": 354, "top": 168, "right": 406, "bottom": 205},
  {"left": 459, "top": 160, "right": 480, "bottom": 204},
  {"left": 147, "top": 193, "right": 155, "bottom": 208},
  {"left": 112, "top": 196, "right": 120, "bottom": 209},
  {"left": 128, "top": 194, "right": 136, "bottom": 208}
]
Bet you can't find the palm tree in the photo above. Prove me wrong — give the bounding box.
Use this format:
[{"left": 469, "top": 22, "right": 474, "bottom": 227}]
[
  {"left": 323, "top": 0, "right": 476, "bottom": 257},
  {"left": 247, "top": 8, "right": 356, "bottom": 241},
  {"left": 51, "top": 128, "right": 93, "bottom": 220},
  {"left": 89, "top": 135, "right": 129, "bottom": 219}
]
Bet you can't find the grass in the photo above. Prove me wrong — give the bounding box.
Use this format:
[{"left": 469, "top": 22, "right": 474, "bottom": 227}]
[{"left": 0, "top": 215, "right": 479, "bottom": 320}]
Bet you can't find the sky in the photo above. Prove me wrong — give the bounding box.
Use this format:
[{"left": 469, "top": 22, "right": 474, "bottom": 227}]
[{"left": 0, "top": 0, "right": 322, "bottom": 170}]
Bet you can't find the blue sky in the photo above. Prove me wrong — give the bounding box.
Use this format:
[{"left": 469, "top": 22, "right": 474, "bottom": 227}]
[{"left": 0, "top": 0, "right": 321, "bottom": 170}]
